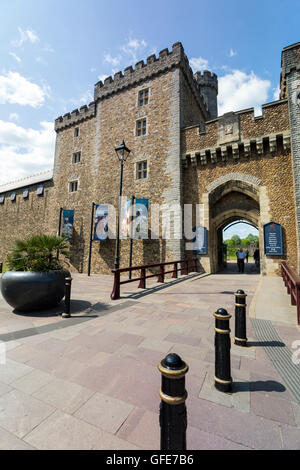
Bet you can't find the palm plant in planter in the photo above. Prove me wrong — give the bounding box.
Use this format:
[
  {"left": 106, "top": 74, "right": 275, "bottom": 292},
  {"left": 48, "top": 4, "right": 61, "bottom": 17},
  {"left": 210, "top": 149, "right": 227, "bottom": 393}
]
[{"left": 1, "top": 235, "right": 71, "bottom": 312}]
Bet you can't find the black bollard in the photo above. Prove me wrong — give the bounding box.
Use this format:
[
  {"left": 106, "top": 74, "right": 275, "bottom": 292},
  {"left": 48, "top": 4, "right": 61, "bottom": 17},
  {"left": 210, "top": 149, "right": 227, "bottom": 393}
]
[
  {"left": 234, "top": 289, "right": 247, "bottom": 347},
  {"left": 62, "top": 276, "right": 72, "bottom": 318},
  {"left": 214, "top": 308, "right": 232, "bottom": 393},
  {"left": 158, "top": 353, "right": 189, "bottom": 450}
]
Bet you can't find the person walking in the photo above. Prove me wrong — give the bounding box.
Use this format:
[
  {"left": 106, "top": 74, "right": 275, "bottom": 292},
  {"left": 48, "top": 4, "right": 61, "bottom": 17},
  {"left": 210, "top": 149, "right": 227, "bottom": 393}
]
[
  {"left": 253, "top": 248, "right": 260, "bottom": 267},
  {"left": 245, "top": 249, "right": 249, "bottom": 263},
  {"left": 236, "top": 248, "right": 246, "bottom": 273}
]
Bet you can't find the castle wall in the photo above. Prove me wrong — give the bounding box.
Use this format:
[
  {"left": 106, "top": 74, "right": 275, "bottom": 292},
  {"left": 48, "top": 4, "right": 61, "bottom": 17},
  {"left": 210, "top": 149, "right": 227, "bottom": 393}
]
[
  {"left": 181, "top": 101, "right": 297, "bottom": 275},
  {"left": 281, "top": 42, "right": 300, "bottom": 273},
  {"left": 0, "top": 180, "right": 54, "bottom": 266}
]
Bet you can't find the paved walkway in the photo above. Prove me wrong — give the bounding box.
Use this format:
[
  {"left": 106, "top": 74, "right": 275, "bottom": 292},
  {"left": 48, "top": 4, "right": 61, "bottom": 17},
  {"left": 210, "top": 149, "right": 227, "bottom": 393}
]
[{"left": 0, "top": 264, "right": 299, "bottom": 450}]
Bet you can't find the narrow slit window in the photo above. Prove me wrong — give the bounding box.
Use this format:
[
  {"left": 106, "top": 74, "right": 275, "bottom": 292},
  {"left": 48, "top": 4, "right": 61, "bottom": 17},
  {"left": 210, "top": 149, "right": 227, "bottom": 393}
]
[{"left": 74, "top": 127, "right": 79, "bottom": 137}]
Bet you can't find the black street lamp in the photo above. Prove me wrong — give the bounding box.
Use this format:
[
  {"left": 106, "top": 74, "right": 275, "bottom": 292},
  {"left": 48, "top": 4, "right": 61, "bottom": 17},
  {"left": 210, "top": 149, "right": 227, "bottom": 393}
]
[{"left": 114, "top": 140, "right": 131, "bottom": 270}]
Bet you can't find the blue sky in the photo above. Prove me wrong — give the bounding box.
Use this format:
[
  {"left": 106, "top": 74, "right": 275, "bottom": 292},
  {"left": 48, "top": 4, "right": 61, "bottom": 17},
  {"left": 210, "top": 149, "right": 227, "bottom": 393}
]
[
  {"left": 223, "top": 223, "right": 259, "bottom": 241},
  {"left": 0, "top": 0, "right": 299, "bottom": 242}
]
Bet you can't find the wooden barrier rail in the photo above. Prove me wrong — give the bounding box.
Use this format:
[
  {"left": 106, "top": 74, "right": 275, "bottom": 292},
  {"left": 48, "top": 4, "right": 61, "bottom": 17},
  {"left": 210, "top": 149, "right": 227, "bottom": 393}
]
[
  {"left": 281, "top": 261, "right": 300, "bottom": 324},
  {"left": 111, "top": 258, "right": 199, "bottom": 300}
]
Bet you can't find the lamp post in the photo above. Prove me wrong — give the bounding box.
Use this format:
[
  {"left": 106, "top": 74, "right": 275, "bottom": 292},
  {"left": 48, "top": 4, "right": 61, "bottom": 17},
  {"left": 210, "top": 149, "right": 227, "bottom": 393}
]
[{"left": 114, "top": 140, "right": 131, "bottom": 270}]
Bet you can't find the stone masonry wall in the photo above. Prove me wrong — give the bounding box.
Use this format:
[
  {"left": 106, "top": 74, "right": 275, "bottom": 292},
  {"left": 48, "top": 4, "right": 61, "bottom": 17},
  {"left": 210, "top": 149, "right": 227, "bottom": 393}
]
[
  {"left": 281, "top": 42, "right": 300, "bottom": 273},
  {"left": 181, "top": 101, "right": 297, "bottom": 275},
  {"left": 0, "top": 181, "right": 54, "bottom": 267}
]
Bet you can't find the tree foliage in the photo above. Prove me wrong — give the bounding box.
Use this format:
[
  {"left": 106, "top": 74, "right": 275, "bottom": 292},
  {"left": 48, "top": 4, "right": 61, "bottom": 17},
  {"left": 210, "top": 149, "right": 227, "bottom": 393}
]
[{"left": 7, "top": 234, "right": 70, "bottom": 272}]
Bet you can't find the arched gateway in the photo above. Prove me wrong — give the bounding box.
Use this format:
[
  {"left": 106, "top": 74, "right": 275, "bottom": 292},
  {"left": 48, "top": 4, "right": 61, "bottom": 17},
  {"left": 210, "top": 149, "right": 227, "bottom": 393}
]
[{"left": 207, "top": 177, "right": 261, "bottom": 273}]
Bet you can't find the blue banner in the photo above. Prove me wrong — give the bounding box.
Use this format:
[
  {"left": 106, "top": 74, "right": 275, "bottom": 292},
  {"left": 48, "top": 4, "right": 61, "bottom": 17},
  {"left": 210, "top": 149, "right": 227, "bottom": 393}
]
[
  {"left": 122, "top": 198, "right": 149, "bottom": 239},
  {"left": 264, "top": 222, "right": 283, "bottom": 255},
  {"left": 193, "top": 225, "right": 207, "bottom": 254},
  {"left": 61, "top": 210, "right": 74, "bottom": 242},
  {"left": 94, "top": 205, "right": 109, "bottom": 241}
]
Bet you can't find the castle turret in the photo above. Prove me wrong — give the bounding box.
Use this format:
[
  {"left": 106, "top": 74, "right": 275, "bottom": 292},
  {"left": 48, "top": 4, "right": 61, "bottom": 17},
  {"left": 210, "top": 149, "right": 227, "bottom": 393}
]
[
  {"left": 194, "top": 70, "right": 218, "bottom": 119},
  {"left": 281, "top": 42, "right": 300, "bottom": 273}
]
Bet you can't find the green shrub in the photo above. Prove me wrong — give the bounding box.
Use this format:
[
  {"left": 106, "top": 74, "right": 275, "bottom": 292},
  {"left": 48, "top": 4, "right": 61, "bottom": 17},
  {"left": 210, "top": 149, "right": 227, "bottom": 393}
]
[{"left": 7, "top": 234, "right": 70, "bottom": 272}]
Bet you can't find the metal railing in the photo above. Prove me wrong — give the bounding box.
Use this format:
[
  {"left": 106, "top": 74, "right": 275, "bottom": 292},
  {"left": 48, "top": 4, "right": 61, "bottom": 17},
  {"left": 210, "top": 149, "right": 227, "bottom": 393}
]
[
  {"left": 111, "top": 258, "right": 199, "bottom": 300},
  {"left": 281, "top": 261, "right": 300, "bottom": 324}
]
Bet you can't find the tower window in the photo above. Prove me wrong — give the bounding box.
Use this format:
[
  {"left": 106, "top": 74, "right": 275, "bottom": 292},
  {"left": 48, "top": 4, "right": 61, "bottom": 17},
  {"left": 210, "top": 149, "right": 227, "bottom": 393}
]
[
  {"left": 74, "top": 127, "right": 79, "bottom": 137},
  {"left": 138, "top": 89, "right": 149, "bottom": 106},
  {"left": 136, "top": 161, "right": 148, "bottom": 179},
  {"left": 136, "top": 119, "right": 147, "bottom": 136},
  {"left": 69, "top": 181, "right": 78, "bottom": 192},
  {"left": 72, "top": 152, "right": 81, "bottom": 164}
]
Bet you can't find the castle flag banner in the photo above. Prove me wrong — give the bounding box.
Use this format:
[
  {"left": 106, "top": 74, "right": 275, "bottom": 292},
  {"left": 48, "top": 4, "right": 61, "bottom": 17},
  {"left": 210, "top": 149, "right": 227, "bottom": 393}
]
[
  {"left": 193, "top": 225, "right": 207, "bottom": 254},
  {"left": 135, "top": 198, "right": 149, "bottom": 239},
  {"left": 94, "top": 205, "right": 109, "bottom": 241},
  {"left": 121, "top": 198, "right": 149, "bottom": 239},
  {"left": 61, "top": 210, "right": 74, "bottom": 242}
]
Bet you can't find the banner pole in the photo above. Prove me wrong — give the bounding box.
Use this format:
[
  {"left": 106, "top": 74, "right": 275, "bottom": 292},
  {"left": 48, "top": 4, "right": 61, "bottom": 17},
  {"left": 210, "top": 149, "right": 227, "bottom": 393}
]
[
  {"left": 129, "top": 195, "right": 135, "bottom": 280},
  {"left": 57, "top": 207, "right": 63, "bottom": 236},
  {"left": 56, "top": 207, "right": 63, "bottom": 260},
  {"left": 88, "top": 202, "right": 95, "bottom": 277}
]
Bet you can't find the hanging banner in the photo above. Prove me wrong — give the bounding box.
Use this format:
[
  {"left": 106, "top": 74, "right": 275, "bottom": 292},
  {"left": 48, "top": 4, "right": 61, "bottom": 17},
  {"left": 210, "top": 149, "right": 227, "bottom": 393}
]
[
  {"left": 193, "top": 225, "right": 207, "bottom": 254},
  {"left": 61, "top": 210, "right": 74, "bottom": 242},
  {"left": 264, "top": 222, "right": 283, "bottom": 255},
  {"left": 135, "top": 198, "right": 149, "bottom": 239},
  {"left": 121, "top": 198, "right": 149, "bottom": 239},
  {"left": 94, "top": 204, "right": 109, "bottom": 241}
]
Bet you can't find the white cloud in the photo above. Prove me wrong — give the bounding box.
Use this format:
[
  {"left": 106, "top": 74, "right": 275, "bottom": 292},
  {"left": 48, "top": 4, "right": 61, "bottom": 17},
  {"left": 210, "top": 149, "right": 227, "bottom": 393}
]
[
  {"left": 9, "top": 113, "right": 19, "bottom": 122},
  {"left": 0, "top": 71, "right": 47, "bottom": 108},
  {"left": 218, "top": 70, "right": 271, "bottom": 115},
  {"left": 104, "top": 54, "right": 121, "bottom": 67},
  {"left": 98, "top": 74, "right": 108, "bottom": 83},
  {"left": 43, "top": 44, "right": 55, "bottom": 53},
  {"left": 36, "top": 56, "right": 48, "bottom": 66},
  {"left": 229, "top": 48, "right": 237, "bottom": 57},
  {"left": 121, "top": 37, "right": 148, "bottom": 63},
  {"left": 78, "top": 89, "right": 93, "bottom": 104},
  {"left": 9, "top": 52, "right": 21, "bottom": 63},
  {"left": 273, "top": 84, "right": 280, "bottom": 101},
  {"left": 189, "top": 56, "right": 209, "bottom": 72},
  {"left": 0, "top": 120, "right": 55, "bottom": 184},
  {"left": 12, "top": 27, "right": 40, "bottom": 47}
]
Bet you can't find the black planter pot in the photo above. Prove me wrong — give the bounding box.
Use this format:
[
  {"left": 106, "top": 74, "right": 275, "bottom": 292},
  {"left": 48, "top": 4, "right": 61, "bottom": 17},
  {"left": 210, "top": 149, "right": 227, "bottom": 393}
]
[{"left": 0, "top": 270, "right": 70, "bottom": 312}]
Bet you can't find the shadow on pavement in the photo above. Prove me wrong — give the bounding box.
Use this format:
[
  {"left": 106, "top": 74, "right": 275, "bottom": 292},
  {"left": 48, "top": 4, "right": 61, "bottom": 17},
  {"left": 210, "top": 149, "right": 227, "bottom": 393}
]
[
  {"left": 12, "top": 299, "right": 93, "bottom": 317},
  {"left": 232, "top": 380, "right": 286, "bottom": 393},
  {"left": 123, "top": 273, "right": 210, "bottom": 300},
  {"left": 247, "top": 340, "right": 286, "bottom": 348}
]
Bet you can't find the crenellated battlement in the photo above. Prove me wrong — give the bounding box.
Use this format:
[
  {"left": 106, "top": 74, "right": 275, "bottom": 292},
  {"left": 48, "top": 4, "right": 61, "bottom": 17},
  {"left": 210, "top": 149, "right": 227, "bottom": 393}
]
[
  {"left": 54, "top": 101, "right": 96, "bottom": 132},
  {"left": 54, "top": 42, "right": 219, "bottom": 131},
  {"left": 93, "top": 42, "right": 210, "bottom": 119},
  {"left": 194, "top": 70, "right": 218, "bottom": 92}
]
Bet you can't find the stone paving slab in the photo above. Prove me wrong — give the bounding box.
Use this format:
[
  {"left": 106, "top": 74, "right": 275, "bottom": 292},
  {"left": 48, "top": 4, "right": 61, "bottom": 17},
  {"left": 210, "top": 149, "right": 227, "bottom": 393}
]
[{"left": 0, "top": 267, "right": 299, "bottom": 449}]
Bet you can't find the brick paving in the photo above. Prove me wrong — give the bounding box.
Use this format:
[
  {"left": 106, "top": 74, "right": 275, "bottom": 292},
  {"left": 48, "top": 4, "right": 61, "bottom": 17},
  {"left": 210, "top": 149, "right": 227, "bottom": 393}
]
[{"left": 0, "top": 262, "right": 299, "bottom": 450}]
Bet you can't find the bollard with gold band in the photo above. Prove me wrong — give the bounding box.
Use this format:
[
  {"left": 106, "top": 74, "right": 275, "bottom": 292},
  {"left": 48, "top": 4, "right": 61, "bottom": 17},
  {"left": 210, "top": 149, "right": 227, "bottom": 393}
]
[
  {"left": 214, "top": 308, "right": 232, "bottom": 393},
  {"left": 234, "top": 289, "right": 247, "bottom": 347},
  {"left": 158, "top": 353, "right": 189, "bottom": 450},
  {"left": 62, "top": 276, "right": 72, "bottom": 318}
]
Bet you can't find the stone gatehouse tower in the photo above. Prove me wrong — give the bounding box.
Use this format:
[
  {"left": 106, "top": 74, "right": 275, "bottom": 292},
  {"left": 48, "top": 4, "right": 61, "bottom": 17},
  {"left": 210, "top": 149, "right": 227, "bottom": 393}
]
[{"left": 1, "top": 41, "right": 300, "bottom": 276}]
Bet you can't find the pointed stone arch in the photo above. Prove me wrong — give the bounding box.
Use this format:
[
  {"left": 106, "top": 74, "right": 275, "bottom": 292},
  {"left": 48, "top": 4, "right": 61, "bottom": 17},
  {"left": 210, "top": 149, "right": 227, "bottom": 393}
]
[{"left": 199, "top": 173, "right": 273, "bottom": 274}]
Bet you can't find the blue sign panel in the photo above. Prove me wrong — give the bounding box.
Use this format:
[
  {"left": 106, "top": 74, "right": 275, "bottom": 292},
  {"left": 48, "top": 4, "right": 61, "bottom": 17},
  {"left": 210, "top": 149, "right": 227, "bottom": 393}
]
[
  {"left": 61, "top": 210, "right": 74, "bottom": 242},
  {"left": 264, "top": 222, "right": 283, "bottom": 255},
  {"left": 94, "top": 205, "right": 109, "bottom": 241},
  {"left": 193, "top": 225, "right": 207, "bottom": 255}
]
